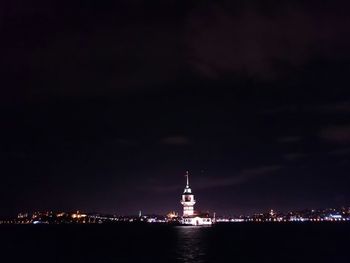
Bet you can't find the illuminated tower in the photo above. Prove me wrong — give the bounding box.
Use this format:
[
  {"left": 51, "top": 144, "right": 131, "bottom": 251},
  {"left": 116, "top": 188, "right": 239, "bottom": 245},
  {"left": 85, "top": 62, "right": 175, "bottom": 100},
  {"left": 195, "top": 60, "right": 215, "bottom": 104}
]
[{"left": 180, "top": 171, "right": 196, "bottom": 217}]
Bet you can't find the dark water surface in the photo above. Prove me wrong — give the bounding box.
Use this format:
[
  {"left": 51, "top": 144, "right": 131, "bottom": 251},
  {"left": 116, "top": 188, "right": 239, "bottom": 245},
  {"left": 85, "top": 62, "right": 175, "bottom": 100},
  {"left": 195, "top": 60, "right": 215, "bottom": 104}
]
[{"left": 1, "top": 223, "right": 349, "bottom": 263}]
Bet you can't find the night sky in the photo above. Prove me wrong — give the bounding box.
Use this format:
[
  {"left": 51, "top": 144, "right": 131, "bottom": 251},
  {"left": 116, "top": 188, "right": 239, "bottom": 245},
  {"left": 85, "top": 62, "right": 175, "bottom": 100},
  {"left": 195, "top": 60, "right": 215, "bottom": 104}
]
[{"left": 1, "top": 0, "right": 350, "bottom": 217}]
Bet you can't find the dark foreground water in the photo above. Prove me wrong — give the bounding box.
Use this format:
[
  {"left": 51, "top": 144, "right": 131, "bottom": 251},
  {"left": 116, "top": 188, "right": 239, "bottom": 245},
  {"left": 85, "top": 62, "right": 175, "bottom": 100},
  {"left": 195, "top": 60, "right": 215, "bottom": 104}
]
[{"left": 1, "top": 223, "right": 349, "bottom": 263}]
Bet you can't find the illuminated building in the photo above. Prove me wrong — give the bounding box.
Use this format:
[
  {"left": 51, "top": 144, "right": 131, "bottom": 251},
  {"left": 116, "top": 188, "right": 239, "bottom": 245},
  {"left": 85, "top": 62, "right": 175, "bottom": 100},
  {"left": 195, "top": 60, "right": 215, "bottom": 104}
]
[
  {"left": 71, "top": 211, "right": 87, "bottom": 219},
  {"left": 166, "top": 211, "right": 178, "bottom": 219},
  {"left": 180, "top": 171, "right": 212, "bottom": 226},
  {"left": 17, "top": 213, "right": 28, "bottom": 219}
]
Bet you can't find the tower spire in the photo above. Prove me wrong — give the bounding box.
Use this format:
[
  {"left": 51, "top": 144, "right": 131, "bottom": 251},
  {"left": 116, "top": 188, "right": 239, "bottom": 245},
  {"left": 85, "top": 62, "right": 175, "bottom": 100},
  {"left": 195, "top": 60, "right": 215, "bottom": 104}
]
[{"left": 186, "top": 171, "right": 189, "bottom": 187}]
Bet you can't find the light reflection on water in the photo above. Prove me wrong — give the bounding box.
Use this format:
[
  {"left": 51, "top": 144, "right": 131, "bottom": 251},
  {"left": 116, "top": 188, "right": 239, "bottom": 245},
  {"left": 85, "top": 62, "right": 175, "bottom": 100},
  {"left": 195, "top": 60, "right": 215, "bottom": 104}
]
[{"left": 175, "top": 226, "right": 209, "bottom": 263}]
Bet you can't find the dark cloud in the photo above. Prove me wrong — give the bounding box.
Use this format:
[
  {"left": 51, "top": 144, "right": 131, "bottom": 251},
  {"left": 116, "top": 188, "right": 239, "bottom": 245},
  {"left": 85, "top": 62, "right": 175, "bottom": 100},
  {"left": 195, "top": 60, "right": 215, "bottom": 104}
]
[
  {"left": 277, "top": 136, "right": 302, "bottom": 143},
  {"left": 321, "top": 101, "right": 350, "bottom": 114},
  {"left": 194, "top": 165, "right": 282, "bottom": 189},
  {"left": 320, "top": 126, "right": 350, "bottom": 143},
  {"left": 284, "top": 153, "right": 308, "bottom": 161},
  {"left": 112, "top": 138, "right": 138, "bottom": 147},
  {"left": 1, "top": 1, "right": 184, "bottom": 102},
  {"left": 328, "top": 147, "right": 350, "bottom": 156},
  {"left": 186, "top": 1, "right": 350, "bottom": 79},
  {"left": 160, "top": 136, "right": 191, "bottom": 145},
  {"left": 2, "top": 0, "right": 350, "bottom": 104},
  {"left": 151, "top": 165, "right": 281, "bottom": 193}
]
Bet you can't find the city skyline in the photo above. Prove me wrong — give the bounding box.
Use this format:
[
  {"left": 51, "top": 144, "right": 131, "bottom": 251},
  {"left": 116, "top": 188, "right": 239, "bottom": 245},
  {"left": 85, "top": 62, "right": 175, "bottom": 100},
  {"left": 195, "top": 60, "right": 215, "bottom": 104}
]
[
  {"left": 1, "top": 0, "right": 350, "bottom": 217},
  {"left": 3, "top": 205, "right": 350, "bottom": 224}
]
